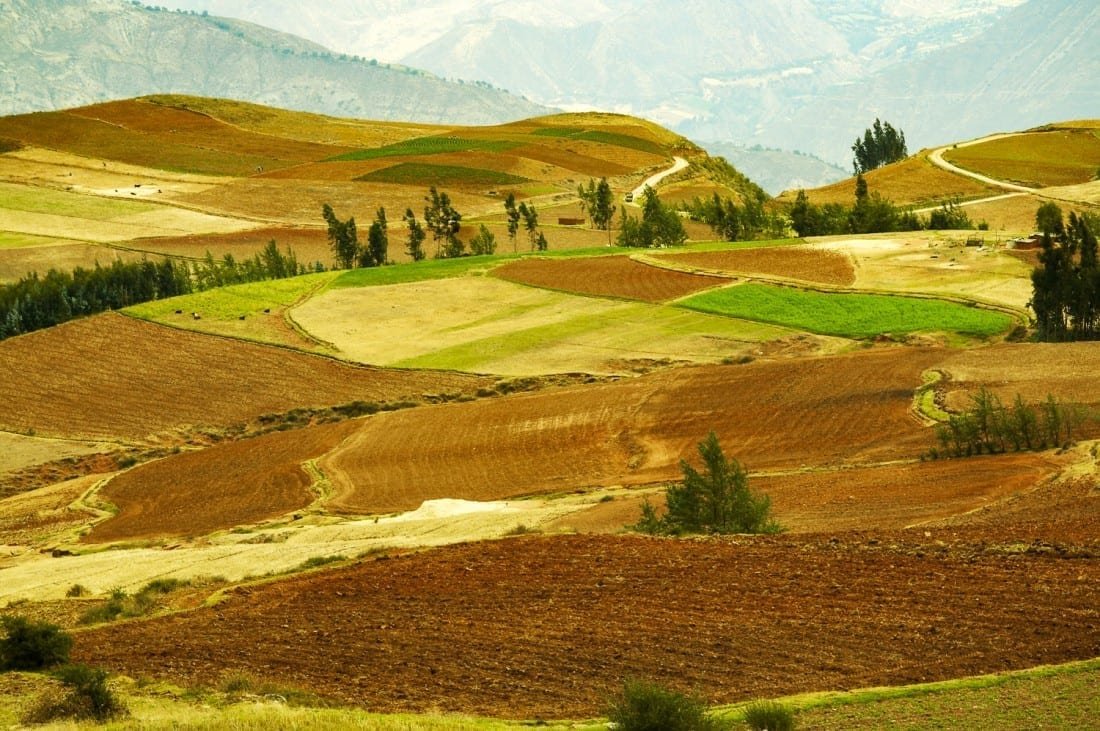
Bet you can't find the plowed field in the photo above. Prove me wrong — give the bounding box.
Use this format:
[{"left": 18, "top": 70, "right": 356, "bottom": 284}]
[
  {"left": 660, "top": 246, "right": 856, "bottom": 286},
  {"left": 493, "top": 256, "right": 727, "bottom": 302},
  {"left": 74, "top": 534, "right": 1100, "bottom": 718},
  {"left": 0, "top": 313, "right": 489, "bottom": 441},
  {"left": 86, "top": 421, "right": 360, "bottom": 543},
  {"left": 323, "top": 348, "right": 943, "bottom": 514},
  {"left": 129, "top": 227, "right": 331, "bottom": 265},
  {"left": 939, "top": 341, "right": 1100, "bottom": 410}
]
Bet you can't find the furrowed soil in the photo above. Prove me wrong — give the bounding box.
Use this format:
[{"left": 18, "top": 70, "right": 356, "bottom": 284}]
[
  {"left": 493, "top": 255, "right": 728, "bottom": 302},
  {"left": 322, "top": 348, "right": 943, "bottom": 514},
  {"left": 85, "top": 421, "right": 360, "bottom": 543},
  {"left": 659, "top": 246, "right": 856, "bottom": 286},
  {"left": 0, "top": 313, "right": 490, "bottom": 441},
  {"left": 0, "top": 473, "right": 105, "bottom": 546},
  {"left": 73, "top": 534, "right": 1100, "bottom": 719}
]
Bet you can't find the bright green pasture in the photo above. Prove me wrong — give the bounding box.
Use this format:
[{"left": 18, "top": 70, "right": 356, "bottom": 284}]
[
  {"left": 680, "top": 283, "right": 1013, "bottom": 338},
  {"left": 330, "top": 137, "right": 522, "bottom": 162},
  {"left": 357, "top": 163, "right": 528, "bottom": 187},
  {"left": 0, "top": 182, "right": 157, "bottom": 219},
  {"left": 126, "top": 272, "right": 337, "bottom": 323},
  {"left": 0, "top": 231, "right": 60, "bottom": 249}
]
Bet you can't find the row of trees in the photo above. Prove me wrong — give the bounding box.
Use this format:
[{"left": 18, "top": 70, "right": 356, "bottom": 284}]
[
  {"left": 852, "top": 118, "right": 907, "bottom": 174},
  {"left": 931, "top": 388, "right": 1084, "bottom": 459},
  {"left": 1030, "top": 203, "right": 1099, "bottom": 341},
  {"left": 0, "top": 242, "right": 307, "bottom": 340},
  {"left": 788, "top": 175, "right": 980, "bottom": 237},
  {"left": 683, "top": 192, "right": 785, "bottom": 241},
  {"left": 322, "top": 203, "right": 388, "bottom": 268},
  {"left": 618, "top": 186, "right": 687, "bottom": 248}
]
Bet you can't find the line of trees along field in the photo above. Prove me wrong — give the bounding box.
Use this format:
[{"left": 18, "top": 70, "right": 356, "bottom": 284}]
[
  {"left": 0, "top": 242, "right": 308, "bottom": 340},
  {"left": 1030, "top": 203, "right": 1099, "bottom": 341}
]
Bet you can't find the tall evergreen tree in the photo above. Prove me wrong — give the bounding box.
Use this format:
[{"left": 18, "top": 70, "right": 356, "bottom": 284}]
[{"left": 403, "top": 208, "right": 426, "bottom": 262}]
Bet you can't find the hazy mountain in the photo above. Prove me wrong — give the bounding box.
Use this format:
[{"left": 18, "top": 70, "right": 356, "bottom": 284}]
[
  {"left": 699, "top": 143, "right": 849, "bottom": 197},
  {"left": 0, "top": 0, "right": 547, "bottom": 123},
  {"left": 94, "top": 0, "right": 1096, "bottom": 184}
]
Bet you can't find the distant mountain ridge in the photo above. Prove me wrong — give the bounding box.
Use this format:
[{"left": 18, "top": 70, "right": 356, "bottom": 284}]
[{"left": 0, "top": 0, "right": 547, "bottom": 124}]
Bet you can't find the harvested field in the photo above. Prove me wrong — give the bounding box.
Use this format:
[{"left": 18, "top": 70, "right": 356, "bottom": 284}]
[
  {"left": 659, "top": 246, "right": 856, "bottom": 286},
  {"left": 74, "top": 534, "right": 1100, "bottom": 718},
  {"left": 127, "top": 226, "right": 331, "bottom": 265},
  {"left": 493, "top": 255, "right": 727, "bottom": 302},
  {"left": 0, "top": 432, "right": 107, "bottom": 474},
  {"left": 549, "top": 453, "right": 1061, "bottom": 535},
  {"left": 291, "top": 277, "right": 787, "bottom": 375},
  {"left": 86, "top": 421, "right": 360, "bottom": 543},
  {"left": 0, "top": 242, "right": 147, "bottom": 283},
  {"left": 943, "top": 130, "right": 1100, "bottom": 188},
  {"left": 322, "top": 348, "right": 943, "bottom": 514},
  {"left": 0, "top": 313, "right": 490, "bottom": 441},
  {"left": 0, "top": 473, "right": 104, "bottom": 546},
  {"left": 938, "top": 341, "right": 1100, "bottom": 410},
  {"left": 783, "top": 155, "right": 996, "bottom": 207}
]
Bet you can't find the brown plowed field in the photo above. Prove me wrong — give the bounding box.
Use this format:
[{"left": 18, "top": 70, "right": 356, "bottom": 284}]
[
  {"left": 130, "top": 227, "right": 331, "bottom": 266},
  {"left": 939, "top": 341, "right": 1100, "bottom": 410},
  {"left": 85, "top": 421, "right": 360, "bottom": 543},
  {"left": 493, "top": 255, "right": 728, "bottom": 303},
  {"left": 547, "top": 452, "right": 1060, "bottom": 535},
  {"left": 660, "top": 246, "right": 857, "bottom": 286},
  {"left": 0, "top": 313, "right": 489, "bottom": 441},
  {"left": 323, "top": 348, "right": 943, "bottom": 514},
  {"left": 74, "top": 534, "right": 1100, "bottom": 718}
]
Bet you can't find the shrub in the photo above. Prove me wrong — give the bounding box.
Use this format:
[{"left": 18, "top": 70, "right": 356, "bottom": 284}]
[
  {"left": 605, "top": 678, "right": 727, "bottom": 731},
  {"left": 22, "top": 664, "right": 127, "bottom": 723},
  {"left": 634, "top": 432, "right": 781, "bottom": 535},
  {"left": 743, "top": 700, "right": 796, "bottom": 731},
  {"left": 65, "top": 584, "right": 89, "bottom": 597},
  {"left": 0, "top": 616, "right": 72, "bottom": 671}
]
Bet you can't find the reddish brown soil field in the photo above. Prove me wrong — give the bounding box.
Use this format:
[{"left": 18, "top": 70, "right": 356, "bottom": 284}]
[
  {"left": 493, "top": 255, "right": 728, "bottom": 303},
  {"left": 323, "top": 348, "right": 943, "bottom": 514},
  {"left": 0, "top": 313, "right": 490, "bottom": 441},
  {"left": 86, "top": 421, "right": 360, "bottom": 543},
  {"left": 74, "top": 534, "right": 1100, "bottom": 718},
  {"left": 660, "top": 246, "right": 857, "bottom": 286},
  {"left": 549, "top": 452, "right": 1060, "bottom": 535},
  {"left": 939, "top": 341, "right": 1100, "bottom": 410}
]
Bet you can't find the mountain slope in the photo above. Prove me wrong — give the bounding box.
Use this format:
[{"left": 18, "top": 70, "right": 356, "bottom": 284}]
[{"left": 0, "top": 0, "right": 547, "bottom": 124}]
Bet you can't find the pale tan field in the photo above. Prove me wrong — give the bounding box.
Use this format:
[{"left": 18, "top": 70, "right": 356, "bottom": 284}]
[
  {"left": 810, "top": 232, "right": 1033, "bottom": 312},
  {"left": 0, "top": 432, "right": 109, "bottom": 474},
  {"left": 0, "top": 242, "right": 144, "bottom": 282},
  {"left": 290, "top": 276, "right": 794, "bottom": 374},
  {"left": 0, "top": 473, "right": 106, "bottom": 547},
  {"left": 0, "top": 203, "right": 257, "bottom": 243}
]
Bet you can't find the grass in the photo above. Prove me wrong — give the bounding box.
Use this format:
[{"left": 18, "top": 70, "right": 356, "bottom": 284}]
[
  {"left": 680, "top": 283, "right": 1014, "bottom": 339},
  {"left": 329, "top": 256, "right": 509, "bottom": 289},
  {"left": 330, "top": 137, "right": 523, "bottom": 162},
  {"left": 0, "top": 182, "right": 158, "bottom": 220},
  {"left": 0, "top": 231, "right": 60, "bottom": 249},
  {"left": 357, "top": 163, "right": 529, "bottom": 187},
  {"left": 126, "top": 272, "right": 338, "bottom": 324}
]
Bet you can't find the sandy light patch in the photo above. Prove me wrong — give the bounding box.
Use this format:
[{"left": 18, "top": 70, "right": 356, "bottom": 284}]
[{"left": 0, "top": 432, "right": 109, "bottom": 474}]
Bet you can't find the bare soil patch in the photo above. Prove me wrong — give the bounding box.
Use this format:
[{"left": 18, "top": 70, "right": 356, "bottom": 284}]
[
  {"left": 86, "top": 421, "right": 360, "bottom": 543},
  {"left": 493, "top": 255, "right": 727, "bottom": 302},
  {"left": 0, "top": 473, "right": 104, "bottom": 546},
  {"left": 322, "top": 348, "right": 943, "bottom": 514},
  {"left": 73, "top": 534, "right": 1100, "bottom": 718},
  {"left": 0, "top": 313, "right": 490, "bottom": 441},
  {"left": 939, "top": 342, "right": 1100, "bottom": 411},
  {"left": 661, "top": 246, "right": 856, "bottom": 286}
]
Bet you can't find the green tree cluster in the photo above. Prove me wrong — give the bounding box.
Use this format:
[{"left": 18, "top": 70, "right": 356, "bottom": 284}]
[
  {"left": 635, "top": 432, "right": 780, "bottom": 535},
  {"left": 424, "top": 186, "right": 463, "bottom": 258},
  {"left": 469, "top": 224, "right": 497, "bottom": 255},
  {"left": 932, "top": 388, "right": 1084, "bottom": 458},
  {"left": 402, "top": 208, "right": 427, "bottom": 261},
  {"left": 0, "top": 616, "right": 72, "bottom": 670},
  {"left": 323, "top": 204, "right": 389, "bottom": 268},
  {"left": 789, "top": 175, "right": 935, "bottom": 237},
  {"left": 684, "top": 191, "right": 783, "bottom": 241},
  {"left": 618, "top": 186, "right": 687, "bottom": 248},
  {"left": 1030, "top": 204, "right": 1099, "bottom": 341},
  {"left": 852, "top": 118, "right": 908, "bottom": 173},
  {"left": 577, "top": 177, "right": 616, "bottom": 243},
  {"left": 0, "top": 241, "right": 306, "bottom": 341}
]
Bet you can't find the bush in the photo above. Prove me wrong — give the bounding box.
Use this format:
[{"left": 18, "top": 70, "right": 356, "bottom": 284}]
[
  {"left": 22, "top": 664, "right": 127, "bottom": 723},
  {"left": 634, "top": 432, "right": 781, "bottom": 535},
  {"left": 606, "top": 678, "right": 727, "bottom": 731},
  {"left": 743, "top": 700, "right": 796, "bottom": 731},
  {"left": 0, "top": 616, "right": 72, "bottom": 671}
]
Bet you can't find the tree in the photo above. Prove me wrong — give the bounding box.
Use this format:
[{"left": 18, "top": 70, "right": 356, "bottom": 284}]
[
  {"left": 423, "top": 187, "right": 462, "bottom": 258},
  {"left": 358, "top": 207, "right": 388, "bottom": 268},
  {"left": 635, "top": 432, "right": 780, "bottom": 535},
  {"left": 504, "top": 193, "right": 521, "bottom": 252},
  {"left": 322, "top": 203, "right": 359, "bottom": 269},
  {"left": 618, "top": 186, "right": 686, "bottom": 248},
  {"left": 403, "top": 208, "right": 426, "bottom": 262},
  {"left": 518, "top": 202, "right": 539, "bottom": 250},
  {"left": 852, "top": 118, "right": 908, "bottom": 173},
  {"left": 0, "top": 616, "right": 72, "bottom": 671},
  {"left": 1036, "top": 201, "right": 1065, "bottom": 237},
  {"left": 469, "top": 224, "right": 497, "bottom": 255},
  {"left": 593, "top": 177, "right": 615, "bottom": 244}
]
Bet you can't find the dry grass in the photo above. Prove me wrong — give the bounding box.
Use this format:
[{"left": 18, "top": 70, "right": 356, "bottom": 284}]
[{"left": 943, "top": 130, "right": 1100, "bottom": 188}]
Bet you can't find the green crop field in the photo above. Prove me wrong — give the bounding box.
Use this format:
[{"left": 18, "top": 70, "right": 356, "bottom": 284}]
[
  {"left": 680, "top": 283, "right": 1013, "bottom": 339},
  {"left": 0, "top": 182, "right": 158, "bottom": 220},
  {"left": 331, "top": 137, "right": 523, "bottom": 162},
  {"left": 0, "top": 231, "right": 60, "bottom": 249},
  {"left": 357, "top": 163, "right": 529, "bottom": 187},
  {"left": 532, "top": 127, "right": 664, "bottom": 156}
]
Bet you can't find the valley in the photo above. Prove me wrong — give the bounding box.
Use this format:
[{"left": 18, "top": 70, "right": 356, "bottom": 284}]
[{"left": 0, "top": 96, "right": 1097, "bottom": 729}]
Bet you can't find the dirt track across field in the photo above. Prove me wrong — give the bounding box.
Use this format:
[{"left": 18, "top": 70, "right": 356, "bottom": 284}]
[{"left": 74, "top": 533, "right": 1100, "bottom": 719}]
